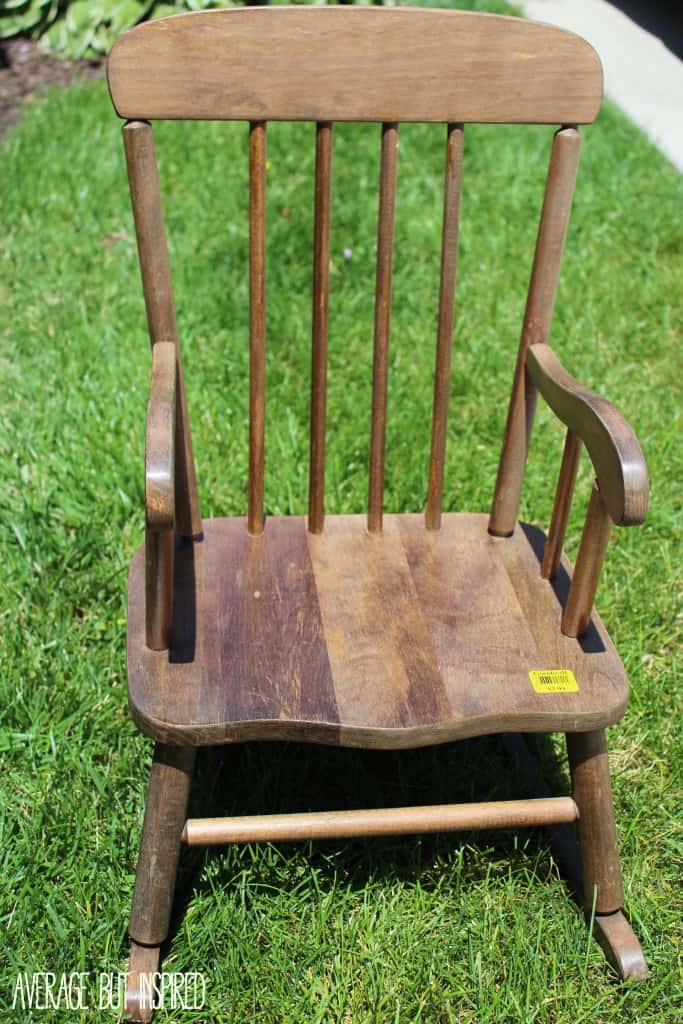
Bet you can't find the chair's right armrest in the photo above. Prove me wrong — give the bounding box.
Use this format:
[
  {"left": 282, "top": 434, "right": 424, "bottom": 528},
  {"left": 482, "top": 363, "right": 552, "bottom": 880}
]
[
  {"left": 145, "top": 342, "right": 177, "bottom": 531},
  {"left": 526, "top": 343, "right": 648, "bottom": 526}
]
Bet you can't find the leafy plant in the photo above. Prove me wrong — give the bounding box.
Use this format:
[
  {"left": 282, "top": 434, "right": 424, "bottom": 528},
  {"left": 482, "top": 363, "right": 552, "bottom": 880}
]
[
  {"left": 0, "top": 1, "right": 237, "bottom": 59},
  {"left": 0, "top": 0, "right": 519, "bottom": 60}
]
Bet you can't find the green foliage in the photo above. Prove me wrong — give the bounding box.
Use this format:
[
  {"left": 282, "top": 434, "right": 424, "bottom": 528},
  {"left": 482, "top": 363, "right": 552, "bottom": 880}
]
[
  {"left": 1, "top": 0, "right": 520, "bottom": 61},
  {"left": 0, "top": 1, "right": 232, "bottom": 59},
  {"left": 1, "top": 71, "right": 681, "bottom": 1021}
]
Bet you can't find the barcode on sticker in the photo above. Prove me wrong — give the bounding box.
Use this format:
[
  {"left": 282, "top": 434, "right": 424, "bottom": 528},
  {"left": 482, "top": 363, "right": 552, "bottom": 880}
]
[{"left": 529, "top": 669, "right": 579, "bottom": 693}]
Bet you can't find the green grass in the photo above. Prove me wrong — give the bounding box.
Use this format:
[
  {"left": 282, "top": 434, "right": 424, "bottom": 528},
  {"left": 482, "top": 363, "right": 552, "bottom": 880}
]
[{"left": 1, "top": 45, "right": 682, "bottom": 1024}]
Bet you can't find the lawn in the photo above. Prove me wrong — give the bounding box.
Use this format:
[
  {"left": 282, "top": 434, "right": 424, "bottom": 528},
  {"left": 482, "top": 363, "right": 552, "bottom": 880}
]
[{"left": 1, "top": 24, "right": 682, "bottom": 1024}]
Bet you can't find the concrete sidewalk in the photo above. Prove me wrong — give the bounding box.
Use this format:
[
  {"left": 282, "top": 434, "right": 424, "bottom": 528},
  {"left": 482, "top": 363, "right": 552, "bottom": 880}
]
[{"left": 521, "top": 0, "right": 683, "bottom": 171}]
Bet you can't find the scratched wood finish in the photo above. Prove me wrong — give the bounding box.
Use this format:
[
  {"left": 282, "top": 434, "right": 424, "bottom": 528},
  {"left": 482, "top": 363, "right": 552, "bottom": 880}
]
[
  {"left": 248, "top": 121, "right": 267, "bottom": 535},
  {"left": 123, "top": 120, "right": 202, "bottom": 539},
  {"left": 182, "top": 797, "right": 579, "bottom": 846},
  {"left": 308, "top": 516, "right": 449, "bottom": 731},
  {"left": 368, "top": 123, "right": 398, "bottom": 533},
  {"left": 489, "top": 127, "right": 582, "bottom": 537},
  {"left": 542, "top": 428, "right": 581, "bottom": 580},
  {"left": 426, "top": 123, "right": 464, "bottom": 530},
  {"left": 566, "top": 729, "right": 624, "bottom": 913},
  {"left": 108, "top": 8, "right": 603, "bottom": 125},
  {"left": 526, "top": 343, "right": 649, "bottom": 526},
  {"left": 127, "top": 513, "right": 629, "bottom": 747},
  {"left": 308, "top": 122, "right": 333, "bottom": 534}
]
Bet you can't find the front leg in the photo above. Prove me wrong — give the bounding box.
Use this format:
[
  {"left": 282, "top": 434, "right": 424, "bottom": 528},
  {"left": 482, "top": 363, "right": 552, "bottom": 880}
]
[{"left": 125, "top": 744, "right": 196, "bottom": 1021}]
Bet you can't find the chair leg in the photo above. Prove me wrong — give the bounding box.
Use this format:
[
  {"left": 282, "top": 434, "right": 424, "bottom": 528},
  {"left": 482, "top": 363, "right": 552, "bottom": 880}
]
[
  {"left": 125, "top": 744, "right": 196, "bottom": 1022},
  {"left": 566, "top": 730, "right": 648, "bottom": 981}
]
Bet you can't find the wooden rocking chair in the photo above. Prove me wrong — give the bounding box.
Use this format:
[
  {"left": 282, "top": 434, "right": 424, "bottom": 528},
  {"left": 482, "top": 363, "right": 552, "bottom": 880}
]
[{"left": 107, "top": 8, "right": 650, "bottom": 1019}]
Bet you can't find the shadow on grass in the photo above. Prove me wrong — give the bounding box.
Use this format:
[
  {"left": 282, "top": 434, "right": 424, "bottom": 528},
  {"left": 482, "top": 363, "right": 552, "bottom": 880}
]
[
  {"left": 165, "top": 729, "right": 581, "bottom": 949},
  {"left": 159, "top": 517, "right": 604, "bottom": 949}
]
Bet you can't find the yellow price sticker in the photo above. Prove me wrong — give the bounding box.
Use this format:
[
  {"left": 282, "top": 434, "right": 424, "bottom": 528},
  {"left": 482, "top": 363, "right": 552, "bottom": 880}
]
[{"left": 529, "top": 669, "right": 579, "bottom": 694}]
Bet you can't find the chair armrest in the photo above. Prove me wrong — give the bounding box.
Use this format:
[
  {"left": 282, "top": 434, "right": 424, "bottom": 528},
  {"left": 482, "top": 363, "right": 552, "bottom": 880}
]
[
  {"left": 526, "top": 343, "right": 648, "bottom": 526},
  {"left": 146, "top": 342, "right": 177, "bottom": 530}
]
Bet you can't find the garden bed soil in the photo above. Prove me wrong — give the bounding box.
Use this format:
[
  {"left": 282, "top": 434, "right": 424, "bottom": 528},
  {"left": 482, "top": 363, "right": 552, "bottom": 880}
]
[{"left": 0, "top": 37, "right": 103, "bottom": 135}]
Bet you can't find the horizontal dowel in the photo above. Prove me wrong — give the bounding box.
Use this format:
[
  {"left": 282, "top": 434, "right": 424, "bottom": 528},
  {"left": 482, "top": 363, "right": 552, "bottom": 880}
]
[{"left": 182, "top": 797, "right": 578, "bottom": 846}]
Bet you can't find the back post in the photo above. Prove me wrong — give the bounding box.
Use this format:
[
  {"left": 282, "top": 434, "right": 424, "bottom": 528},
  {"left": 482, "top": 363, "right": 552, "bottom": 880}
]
[
  {"left": 488, "top": 126, "right": 581, "bottom": 537},
  {"left": 123, "top": 120, "right": 202, "bottom": 539}
]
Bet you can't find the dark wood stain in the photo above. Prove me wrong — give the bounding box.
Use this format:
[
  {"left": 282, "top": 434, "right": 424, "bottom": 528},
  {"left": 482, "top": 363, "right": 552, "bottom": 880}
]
[
  {"left": 128, "top": 514, "right": 628, "bottom": 747},
  {"left": 115, "top": 8, "right": 649, "bottom": 990}
]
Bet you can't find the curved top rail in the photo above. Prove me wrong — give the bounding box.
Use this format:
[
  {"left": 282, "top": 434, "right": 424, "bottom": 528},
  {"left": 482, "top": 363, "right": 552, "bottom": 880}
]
[{"left": 107, "top": 7, "right": 602, "bottom": 125}]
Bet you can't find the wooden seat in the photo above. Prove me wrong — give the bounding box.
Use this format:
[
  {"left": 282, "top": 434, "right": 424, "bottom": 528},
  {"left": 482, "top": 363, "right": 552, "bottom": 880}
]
[
  {"left": 128, "top": 514, "right": 628, "bottom": 747},
  {"left": 107, "top": 8, "right": 651, "bottom": 1019}
]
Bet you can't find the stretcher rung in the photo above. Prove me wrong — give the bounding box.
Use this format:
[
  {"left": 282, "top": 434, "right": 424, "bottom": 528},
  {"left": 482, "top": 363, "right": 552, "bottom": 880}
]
[{"left": 182, "top": 796, "right": 578, "bottom": 846}]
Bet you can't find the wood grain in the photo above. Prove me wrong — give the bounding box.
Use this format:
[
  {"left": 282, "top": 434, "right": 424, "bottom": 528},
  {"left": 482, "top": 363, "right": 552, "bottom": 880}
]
[
  {"left": 248, "top": 121, "right": 266, "bottom": 536},
  {"left": 426, "top": 123, "right": 464, "bottom": 530},
  {"left": 123, "top": 120, "right": 202, "bottom": 539},
  {"left": 308, "top": 122, "right": 333, "bottom": 534},
  {"left": 308, "top": 516, "right": 449, "bottom": 732},
  {"left": 489, "top": 127, "right": 581, "bottom": 537},
  {"left": 182, "top": 797, "right": 579, "bottom": 846},
  {"left": 542, "top": 428, "right": 581, "bottom": 580},
  {"left": 526, "top": 343, "right": 649, "bottom": 526},
  {"left": 368, "top": 123, "right": 398, "bottom": 533},
  {"left": 108, "top": 8, "right": 603, "bottom": 125},
  {"left": 127, "top": 513, "right": 629, "bottom": 747}
]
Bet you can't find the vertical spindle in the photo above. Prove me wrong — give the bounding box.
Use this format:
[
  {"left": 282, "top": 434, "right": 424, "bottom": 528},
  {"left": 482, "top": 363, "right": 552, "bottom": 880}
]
[
  {"left": 542, "top": 428, "right": 582, "bottom": 580},
  {"left": 249, "top": 121, "right": 267, "bottom": 536},
  {"left": 368, "top": 122, "right": 399, "bottom": 533},
  {"left": 309, "top": 122, "right": 334, "bottom": 533},
  {"left": 562, "top": 481, "right": 611, "bottom": 637},
  {"left": 426, "top": 123, "right": 464, "bottom": 530}
]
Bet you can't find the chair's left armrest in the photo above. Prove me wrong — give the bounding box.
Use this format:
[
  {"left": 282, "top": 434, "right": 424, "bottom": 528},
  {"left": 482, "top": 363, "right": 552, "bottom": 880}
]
[
  {"left": 146, "top": 342, "right": 177, "bottom": 531},
  {"left": 526, "top": 343, "right": 648, "bottom": 526}
]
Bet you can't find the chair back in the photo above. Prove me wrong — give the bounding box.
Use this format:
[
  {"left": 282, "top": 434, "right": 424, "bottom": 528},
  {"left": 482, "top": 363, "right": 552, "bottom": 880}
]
[{"left": 108, "top": 7, "right": 603, "bottom": 535}]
